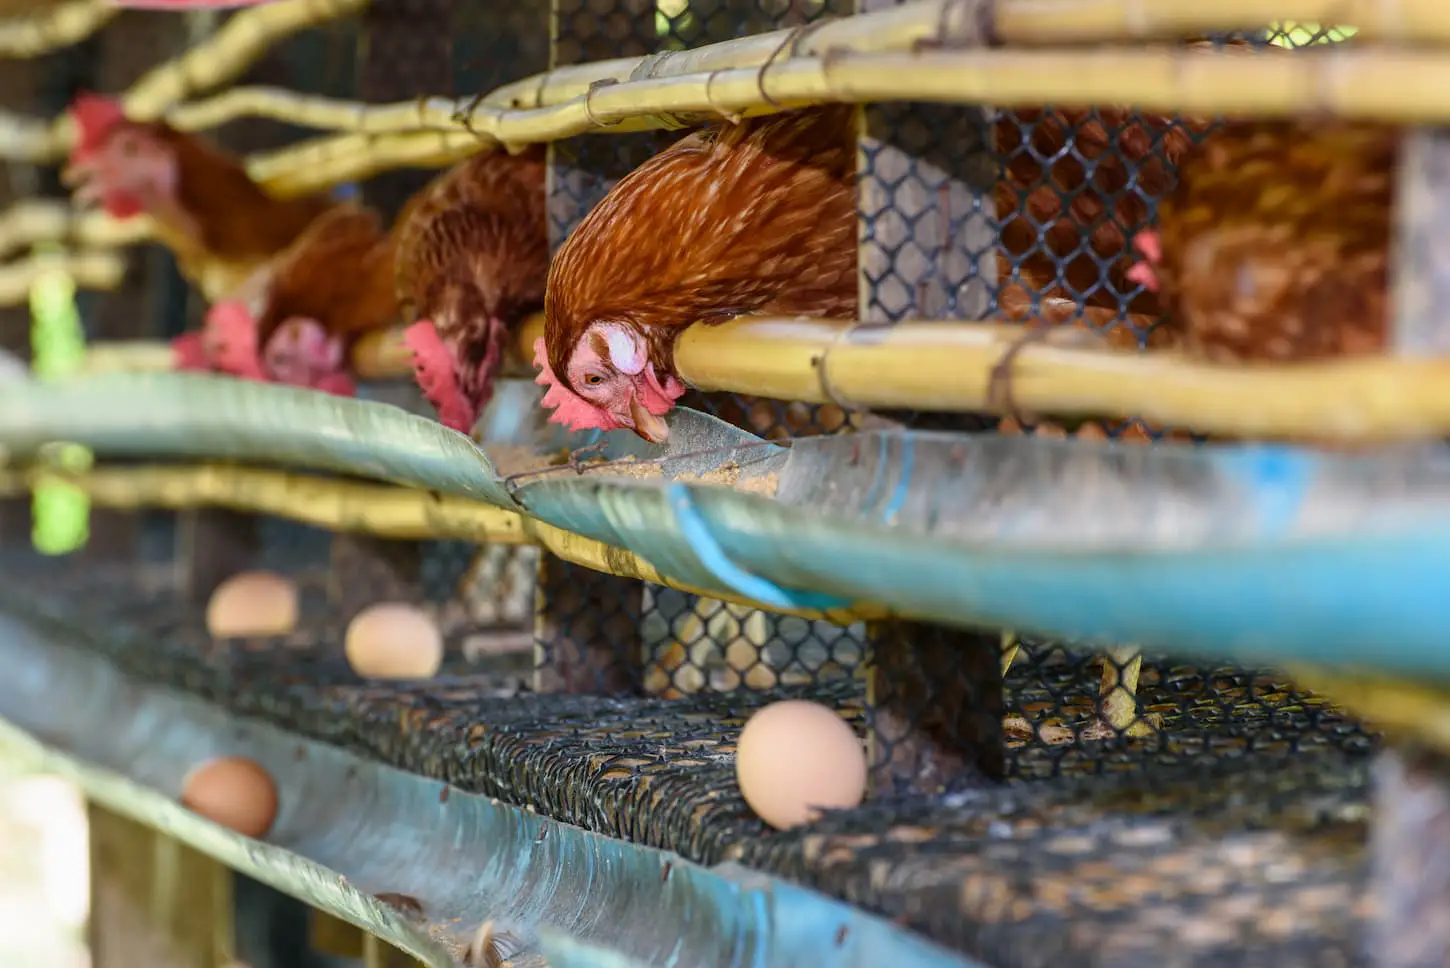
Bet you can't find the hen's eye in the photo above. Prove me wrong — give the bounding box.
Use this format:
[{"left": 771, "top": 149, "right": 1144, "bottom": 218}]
[{"left": 584, "top": 374, "right": 603, "bottom": 386}]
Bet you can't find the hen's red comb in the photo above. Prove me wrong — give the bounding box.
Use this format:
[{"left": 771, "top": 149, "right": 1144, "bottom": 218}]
[
  {"left": 533, "top": 337, "right": 617, "bottom": 432},
  {"left": 68, "top": 93, "right": 127, "bottom": 162},
  {"left": 1125, "top": 231, "right": 1163, "bottom": 293},
  {"left": 404, "top": 320, "right": 476, "bottom": 432}
]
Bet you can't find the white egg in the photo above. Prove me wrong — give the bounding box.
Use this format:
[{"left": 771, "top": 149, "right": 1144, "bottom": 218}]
[
  {"left": 344, "top": 602, "right": 443, "bottom": 679},
  {"left": 735, "top": 699, "right": 867, "bottom": 830},
  {"left": 205, "top": 571, "right": 298, "bottom": 638}
]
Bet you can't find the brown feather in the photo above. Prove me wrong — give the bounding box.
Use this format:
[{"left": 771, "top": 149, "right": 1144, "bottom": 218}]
[
  {"left": 254, "top": 203, "right": 400, "bottom": 351},
  {"left": 394, "top": 143, "right": 549, "bottom": 370},
  {"left": 545, "top": 105, "right": 859, "bottom": 381},
  {"left": 1150, "top": 118, "right": 1394, "bottom": 362},
  {"left": 140, "top": 124, "right": 336, "bottom": 298}
]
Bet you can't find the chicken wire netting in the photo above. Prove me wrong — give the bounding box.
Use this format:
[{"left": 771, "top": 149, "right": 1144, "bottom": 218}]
[{"left": 536, "top": 5, "right": 1376, "bottom": 791}]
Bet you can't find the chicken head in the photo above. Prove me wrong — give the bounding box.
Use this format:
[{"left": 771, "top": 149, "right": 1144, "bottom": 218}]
[
  {"left": 533, "top": 322, "right": 685, "bottom": 445},
  {"left": 62, "top": 93, "right": 179, "bottom": 220},
  {"left": 262, "top": 317, "right": 348, "bottom": 390}
]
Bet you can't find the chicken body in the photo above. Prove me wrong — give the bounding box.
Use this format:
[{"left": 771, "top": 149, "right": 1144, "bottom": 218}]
[
  {"left": 1127, "top": 118, "right": 1394, "bottom": 362},
  {"left": 236, "top": 203, "right": 401, "bottom": 395},
  {"left": 536, "top": 105, "right": 858, "bottom": 444},
  {"left": 396, "top": 144, "right": 549, "bottom": 435},
  {"left": 63, "top": 93, "right": 335, "bottom": 302}
]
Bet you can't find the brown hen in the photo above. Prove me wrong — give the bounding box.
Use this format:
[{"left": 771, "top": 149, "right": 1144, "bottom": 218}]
[
  {"left": 396, "top": 144, "right": 549, "bottom": 435},
  {"left": 230, "top": 203, "right": 401, "bottom": 395},
  {"left": 62, "top": 93, "right": 335, "bottom": 302},
  {"left": 535, "top": 105, "right": 858, "bottom": 444},
  {"left": 1128, "top": 118, "right": 1393, "bottom": 364}
]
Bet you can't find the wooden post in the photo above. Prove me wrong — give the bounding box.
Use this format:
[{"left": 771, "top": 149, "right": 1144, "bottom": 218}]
[
  {"left": 1369, "top": 746, "right": 1450, "bottom": 968},
  {"left": 87, "top": 804, "right": 234, "bottom": 968},
  {"left": 852, "top": 0, "right": 1004, "bottom": 794},
  {"left": 328, "top": 534, "right": 425, "bottom": 619},
  {"left": 864, "top": 621, "right": 1004, "bottom": 794},
  {"left": 309, "top": 909, "right": 367, "bottom": 958}
]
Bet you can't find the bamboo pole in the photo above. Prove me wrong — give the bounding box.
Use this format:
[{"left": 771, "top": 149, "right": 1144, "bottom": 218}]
[
  {"left": 673, "top": 318, "right": 1450, "bottom": 442},
  {"left": 93, "top": 0, "right": 1450, "bottom": 141},
  {"left": 104, "top": 313, "right": 1450, "bottom": 441},
  {"left": 0, "top": 0, "right": 117, "bottom": 59},
  {"left": 80, "top": 341, "right": 176, "bottom": 375},
  {"left": 0, "top": 250, "right": 126, "bottom": 306},
  {"left": 1287, "top": 665, "right": 1450, "bottom": 753},
  {"left": 0, "top": 202, "right": 150, "bottom": 262},
  {"left": 0, "top": 463, "right": 881, "bottom": 625},
  {"left": 120, "top": 0, "right": 371, "bottom": 117},
  {"left": 0, "top": 0, "right": 370, "bottom": 164},
  {"left": 993, "top": 0, "right": 1427, "bottom": 44},
  {"left": 241, "top": 44, "right": 1450, "bottom": 197}
]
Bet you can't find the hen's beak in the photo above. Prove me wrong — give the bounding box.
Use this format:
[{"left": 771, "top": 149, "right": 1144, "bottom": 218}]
[{"left": 628, "top": 391, "right": 670, "bottom": 444}]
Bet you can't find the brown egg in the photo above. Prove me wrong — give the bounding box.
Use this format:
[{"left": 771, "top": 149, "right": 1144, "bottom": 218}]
[
  {"left": 205, "top": 571, "right": 298, "bottom": 638},
  {"left": 344, "top": 603, "right": 443, "bottom": 680},
  {"left": 181, "top": 756, "right": 278, "bottom": 839},
  {"left": 735, "top": 700, "right": 867, "bottom": 830}
]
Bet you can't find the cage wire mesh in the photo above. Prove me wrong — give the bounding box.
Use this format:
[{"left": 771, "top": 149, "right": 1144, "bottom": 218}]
[
  {"left": 981, "top": 24, "right": 1375, "bottom": 773},
  {"left": 0, "top": 0, "right": 1377, "bottom": 776},
  {"left": 537, "top": 0, "right": 1378, "bottom": 791}
]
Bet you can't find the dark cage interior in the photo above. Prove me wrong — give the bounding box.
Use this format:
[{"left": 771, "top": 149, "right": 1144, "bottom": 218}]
[{"left": 0, "top": 4, "right": 1399, "bottom": 968}]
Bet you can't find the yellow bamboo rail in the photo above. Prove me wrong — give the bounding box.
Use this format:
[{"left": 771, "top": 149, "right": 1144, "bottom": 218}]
[
  {"left": 667, "top": 318, "right": 1450, "bottom": 442},
  {"left": 0, "top": 202, "right": 150, "bottom": 263},
  {"left": 247, "top": 44, "right": 1450, "bottom": 197},
  {"left": 1287, "top": 666, "right": 1450, "bottom": 753},
  {"left": 0, "top": 0, "right": 368, "bottom": 163},
  {"left": 0, "top": 462, "right": 884, "bottom": 626},
  {"left": 90, "top": 312, "right": 1450, "bottom": 443},
  {"left": 0, "top": 0, "right": 116, "bottom": 59},
  {"left": 78, "top": 0, "right": 1450, "bottom": 141},
  {"left": 0, "top": 250, "right": 125, "bottom": 305}
]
